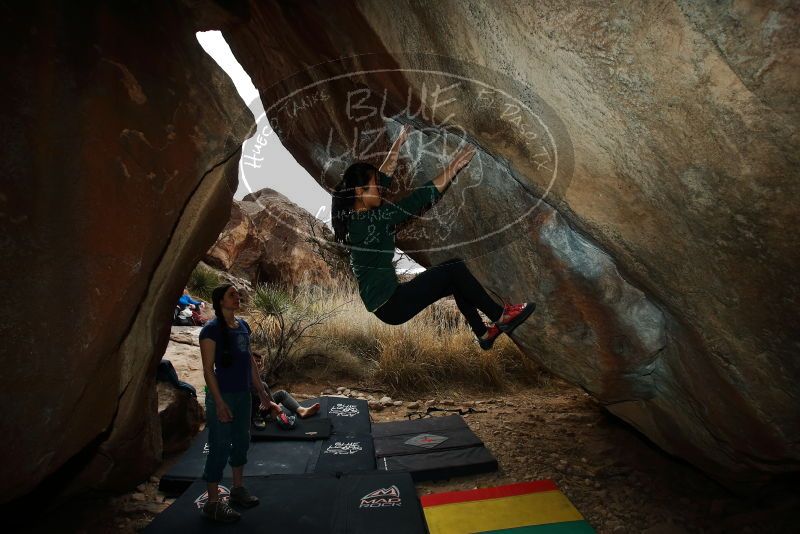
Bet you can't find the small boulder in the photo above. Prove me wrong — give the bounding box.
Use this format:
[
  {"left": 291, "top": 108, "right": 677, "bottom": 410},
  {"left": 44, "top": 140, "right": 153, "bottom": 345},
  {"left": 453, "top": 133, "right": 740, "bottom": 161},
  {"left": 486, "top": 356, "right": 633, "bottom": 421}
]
[
  {"left": 379, "top": 396, "right": 393, "bottom": 406},
  {"left": 157, "top": 382, "right": 204, "bottom": 456}
]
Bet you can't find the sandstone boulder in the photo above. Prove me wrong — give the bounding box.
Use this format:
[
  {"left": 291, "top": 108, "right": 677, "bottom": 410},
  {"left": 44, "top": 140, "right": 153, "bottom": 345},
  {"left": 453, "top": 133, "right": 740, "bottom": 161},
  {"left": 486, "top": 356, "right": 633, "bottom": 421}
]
[
  {"left": 214, "top": 1, "right": 800, "bottom": 486},
  {"left": 157, "top": 383, "right": 204, "bottom": 456},
  {"left": 2, "top": 0, "right": 798, "bottom": 507},
  {"left": 0, "top": 1, "right": 253, "bottom": 503},
  {"left": 204, "top": 189, "right": 338, "bottom": 287}
]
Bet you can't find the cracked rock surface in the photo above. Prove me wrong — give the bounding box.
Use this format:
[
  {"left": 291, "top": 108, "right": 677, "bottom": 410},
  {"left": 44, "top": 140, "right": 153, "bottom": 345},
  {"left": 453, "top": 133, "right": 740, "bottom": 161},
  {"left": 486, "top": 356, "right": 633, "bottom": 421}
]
[{"left": 0, "top": 2, "right": 253, "bottom": 502}]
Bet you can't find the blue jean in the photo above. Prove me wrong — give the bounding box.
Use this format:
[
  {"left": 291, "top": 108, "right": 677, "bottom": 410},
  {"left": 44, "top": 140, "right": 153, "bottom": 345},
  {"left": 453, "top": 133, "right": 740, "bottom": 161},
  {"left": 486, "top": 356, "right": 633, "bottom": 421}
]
[{"left": 202, "top": 391, "right": 251, "bottom": 483}]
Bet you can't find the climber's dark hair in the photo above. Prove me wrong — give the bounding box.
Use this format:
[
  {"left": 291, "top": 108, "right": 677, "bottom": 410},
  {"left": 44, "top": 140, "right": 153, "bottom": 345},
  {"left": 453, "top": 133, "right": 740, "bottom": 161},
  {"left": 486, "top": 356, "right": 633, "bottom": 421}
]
[
  {"left": 331, "top": 161, "right": 379, "bottom": 245},
  {"left": 211, "top": 283, "right": 235, "bottom": 367}
]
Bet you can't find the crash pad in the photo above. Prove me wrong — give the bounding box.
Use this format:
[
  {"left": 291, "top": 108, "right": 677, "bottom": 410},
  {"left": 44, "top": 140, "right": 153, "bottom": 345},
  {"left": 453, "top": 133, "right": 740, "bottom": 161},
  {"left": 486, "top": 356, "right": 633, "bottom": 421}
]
[
  {"left": 146, "top": 472, "right": 426, "bottom": 533},
  {"left": 421, "top": 480, "right": 594, "bottom": 533}
]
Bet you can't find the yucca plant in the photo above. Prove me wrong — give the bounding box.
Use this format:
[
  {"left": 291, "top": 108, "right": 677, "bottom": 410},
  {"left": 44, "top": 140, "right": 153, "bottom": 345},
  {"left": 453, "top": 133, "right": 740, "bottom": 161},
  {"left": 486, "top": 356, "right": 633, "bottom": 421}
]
[
  {"left": 187, "top": 264, "right": 221, "bottom": 301},
  {"left": 249, "top": 282, "right": 346, "bottom": 378},
  {"left": 251, "top": 283, "right": 292, "bottom": 315}
]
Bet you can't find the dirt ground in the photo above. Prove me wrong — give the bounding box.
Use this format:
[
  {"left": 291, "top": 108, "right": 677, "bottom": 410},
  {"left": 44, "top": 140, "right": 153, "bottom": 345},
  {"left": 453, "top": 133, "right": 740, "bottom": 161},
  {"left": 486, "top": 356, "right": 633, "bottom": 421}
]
[{"left": 27, "top": 328, "right": 798, "bottom": 533}]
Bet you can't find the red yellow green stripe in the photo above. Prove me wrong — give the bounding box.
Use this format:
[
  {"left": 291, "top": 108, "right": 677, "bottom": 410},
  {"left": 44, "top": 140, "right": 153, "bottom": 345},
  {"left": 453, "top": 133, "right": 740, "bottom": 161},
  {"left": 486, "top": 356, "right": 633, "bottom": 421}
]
[
  {"left": 421, "top": 480, "right": 558, "bottom": 507},
  {"left": 422, "top": 480, "right": 592, "bottom": 534},
  {"left": 478, "top": 520, "right": 595, "bottom": 533}
]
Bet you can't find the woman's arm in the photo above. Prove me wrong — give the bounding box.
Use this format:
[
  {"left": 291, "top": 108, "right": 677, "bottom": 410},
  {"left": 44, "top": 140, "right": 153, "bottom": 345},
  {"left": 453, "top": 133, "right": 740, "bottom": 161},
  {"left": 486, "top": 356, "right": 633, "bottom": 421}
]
[
  {"left": 432, "top": 144, "right": 477, "bottom": 194},
  {"left": 200, "top": 338, "right": 232, "bottom": 422},
  {"left": 250, "top": 355, "right": 281, "bottom": 414},
  {"left": 374, "top": 141, "right": 476, "bottom": 227},
  {"left": 379, "top": 124, "right": 412, "bottom": 176}
]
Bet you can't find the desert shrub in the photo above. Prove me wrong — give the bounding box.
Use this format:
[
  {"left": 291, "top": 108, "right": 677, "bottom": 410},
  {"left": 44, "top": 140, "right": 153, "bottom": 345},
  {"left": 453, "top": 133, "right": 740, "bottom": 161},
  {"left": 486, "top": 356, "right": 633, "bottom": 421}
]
[
  {"left": 187, "top": 264, "right": 221, "bottom": 301},
  {"left": 248, "top": 282, "right": 345, "bottom": 378}
]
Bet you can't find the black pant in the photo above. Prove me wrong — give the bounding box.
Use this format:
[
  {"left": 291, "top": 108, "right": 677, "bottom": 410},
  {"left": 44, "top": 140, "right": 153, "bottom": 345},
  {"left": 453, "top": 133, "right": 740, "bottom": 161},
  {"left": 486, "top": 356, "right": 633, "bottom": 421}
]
[{"left": 374, "top": 259, "right": 504, "bottom": 336}]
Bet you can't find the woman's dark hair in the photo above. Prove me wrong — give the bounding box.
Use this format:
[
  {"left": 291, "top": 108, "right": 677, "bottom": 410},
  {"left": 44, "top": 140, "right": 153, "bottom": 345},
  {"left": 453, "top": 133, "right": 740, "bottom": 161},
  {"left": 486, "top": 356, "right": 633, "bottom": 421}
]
[
  {"left": 211, "top": 283, "right": 234, "bottom": 367},
  {"left": 331, "top": 161, "right": 379, "bottom": 245}
]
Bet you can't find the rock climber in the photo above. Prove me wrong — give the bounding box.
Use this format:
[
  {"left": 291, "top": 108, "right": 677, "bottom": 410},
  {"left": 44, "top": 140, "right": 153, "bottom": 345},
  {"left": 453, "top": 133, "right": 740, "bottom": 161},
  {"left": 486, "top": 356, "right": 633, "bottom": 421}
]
[{"left": 331, "top": 125, "right": 535, "bottom": 350}]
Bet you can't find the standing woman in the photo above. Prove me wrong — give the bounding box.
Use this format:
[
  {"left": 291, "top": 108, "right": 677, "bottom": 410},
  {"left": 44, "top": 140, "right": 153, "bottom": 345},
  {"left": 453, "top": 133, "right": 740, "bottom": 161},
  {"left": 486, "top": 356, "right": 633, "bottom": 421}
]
[
  {"left": 198, "top": 284, "right": 278, "bottom": 523},
  {"left": 331, "top": 125, "right": 535, "bottom": 349}
]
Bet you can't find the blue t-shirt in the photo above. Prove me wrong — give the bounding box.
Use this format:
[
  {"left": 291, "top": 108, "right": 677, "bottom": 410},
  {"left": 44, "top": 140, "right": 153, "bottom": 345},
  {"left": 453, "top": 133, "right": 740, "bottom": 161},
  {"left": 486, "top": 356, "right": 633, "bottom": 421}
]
[{"left": 199, "top": 317, "right": 252, "bottom": 393}]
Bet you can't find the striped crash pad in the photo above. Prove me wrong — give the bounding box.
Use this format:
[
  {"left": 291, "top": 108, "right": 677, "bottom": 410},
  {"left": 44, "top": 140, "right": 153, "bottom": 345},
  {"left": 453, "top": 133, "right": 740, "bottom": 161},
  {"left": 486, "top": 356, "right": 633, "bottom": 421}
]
[{"left": 421, "top": 480, "right": 594, "bottom": 533}]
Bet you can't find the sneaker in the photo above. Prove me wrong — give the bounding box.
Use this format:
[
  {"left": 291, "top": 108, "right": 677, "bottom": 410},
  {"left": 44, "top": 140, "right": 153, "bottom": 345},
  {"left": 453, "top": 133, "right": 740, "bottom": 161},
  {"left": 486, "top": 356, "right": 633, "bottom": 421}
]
[
  {"left": 202, "top": 499, "right": 241, "bottom": 522},
  {"left": 230, "top": 485, "right": 259, "bottom": 508},
  {"left": 275, "top": 411, "right": 297, "bottom": 430},
  {"left": 252, "top": 413, "right": 266, "bottom": 430},
  {"left": 495, "top": 302, "right": 536, "bottom": 334},
  {"left": 478, "top": 323, "right": 502, "bottom": 350}
]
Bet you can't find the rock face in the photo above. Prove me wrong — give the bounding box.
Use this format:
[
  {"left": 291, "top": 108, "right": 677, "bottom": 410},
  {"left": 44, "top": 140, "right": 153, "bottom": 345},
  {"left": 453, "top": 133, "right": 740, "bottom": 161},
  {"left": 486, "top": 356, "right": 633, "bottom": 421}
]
[
  {"left": 1, "top": 0, "right": 797, "bottom": 505},
  {"left": 157, "top": 383, "right": 204, "bottom": 456},
  {"left": 0, "top": 2, "right": 253, "bottom": 503},
  {"left": 213, "top": 1, "right": 799, "bottom": 486},
  {"left": 204, "top": 189, "right": 336, "bottom": 287}
]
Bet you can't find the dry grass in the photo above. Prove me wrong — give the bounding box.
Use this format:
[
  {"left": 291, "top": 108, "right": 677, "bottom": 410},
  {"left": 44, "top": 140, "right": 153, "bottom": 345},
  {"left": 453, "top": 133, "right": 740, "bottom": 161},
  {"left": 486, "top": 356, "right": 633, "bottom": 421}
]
[{"left": 247, "top": 281, "right": 546, "bottom": 395}]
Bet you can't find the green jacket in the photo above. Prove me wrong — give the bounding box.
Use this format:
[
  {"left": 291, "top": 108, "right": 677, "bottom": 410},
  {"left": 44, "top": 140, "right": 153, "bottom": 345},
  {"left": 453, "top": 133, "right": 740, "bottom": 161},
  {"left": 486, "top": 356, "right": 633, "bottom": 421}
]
[{"left": 346, "top": 174, "right": 442, "bottom": 312}]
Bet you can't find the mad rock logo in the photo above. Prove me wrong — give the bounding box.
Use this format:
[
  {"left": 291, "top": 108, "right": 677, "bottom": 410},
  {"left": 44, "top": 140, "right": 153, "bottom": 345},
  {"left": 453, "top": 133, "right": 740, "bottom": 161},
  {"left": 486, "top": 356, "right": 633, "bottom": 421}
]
[
  {"left": 324, "top": 441, "right": 363, "bottom": 455},
  {"left": 194, "top": 485, "right": 231, "bottom": 510},
  {"left": 360, "top": 485, "right": 402, "bottom": 509},
  {"left": 329, "top": 403, "right": 360, "bottom": 417}
]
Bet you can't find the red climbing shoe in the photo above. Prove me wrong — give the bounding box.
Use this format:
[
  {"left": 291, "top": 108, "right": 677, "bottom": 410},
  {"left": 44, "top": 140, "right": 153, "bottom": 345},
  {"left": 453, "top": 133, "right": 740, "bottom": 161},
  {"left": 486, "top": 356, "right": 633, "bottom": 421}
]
[
  {"left": 478, "top": 323, "right": 502, "bottom": 350},
  {"left": 276, "top": 411, "right": 297, "bottom": 430},
  {"left": 496, "top": 302, "right": 536, "bottom": 334}
]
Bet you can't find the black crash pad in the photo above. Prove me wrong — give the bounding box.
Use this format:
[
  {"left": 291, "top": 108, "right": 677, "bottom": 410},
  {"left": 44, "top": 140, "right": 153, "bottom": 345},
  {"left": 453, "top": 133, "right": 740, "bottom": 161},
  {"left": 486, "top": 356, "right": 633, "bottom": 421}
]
[
  {"left": 159, "top": 428, "right": 318, "bottom": 496},
  {"left": 159, "top": 397, "right": 374, "bottom": 495},
  {"left": 320, "top": 397, "right": 371, "bottom": 435},
  {"left": 159, "top": 430, "right": 377, "bottom": 496},
  {"left": 377, "top": 445, "right": 498, "bottom": 482},
  {"left": 250, "top": 416, "right": 332, "bottom": 441},
  {"left": 371, "top": 415, "right": 497, "bottom": 482},
  {"left": 374, "top": 425, "right": 483, "bottom": 457},
  {"left": 309, "top": 434, "right": 376, "bottom": 474},
  {"left": 371, "top": 413, "right": 468, "bottom": 438},
  {"left": 251, "top": 396, "right": 333, "bottom": 440},
  {"left": 145, "top": 472, "right": 426, "bottom": 534}
]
